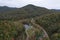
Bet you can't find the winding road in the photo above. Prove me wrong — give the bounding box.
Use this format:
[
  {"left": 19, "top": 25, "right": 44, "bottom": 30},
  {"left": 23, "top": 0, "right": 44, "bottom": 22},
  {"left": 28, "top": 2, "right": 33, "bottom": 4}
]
[
  {"left": 30, "top": 18, "right": 50, "bottom": 40},
  {"left": 14, "top": 18, "right": 50, "bottom": 40}
]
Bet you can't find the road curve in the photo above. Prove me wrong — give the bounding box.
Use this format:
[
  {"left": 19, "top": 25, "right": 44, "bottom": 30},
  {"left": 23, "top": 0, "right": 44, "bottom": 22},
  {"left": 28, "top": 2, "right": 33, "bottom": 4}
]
[{"left": 31, "top": 18, "right": 50, "bottom": 40}]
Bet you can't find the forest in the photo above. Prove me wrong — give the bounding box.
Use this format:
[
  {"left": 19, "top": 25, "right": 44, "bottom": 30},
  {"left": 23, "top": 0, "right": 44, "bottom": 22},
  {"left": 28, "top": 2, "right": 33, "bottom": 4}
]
[{"left": 0, "top": 4, "right": 60, "bottom": 40}]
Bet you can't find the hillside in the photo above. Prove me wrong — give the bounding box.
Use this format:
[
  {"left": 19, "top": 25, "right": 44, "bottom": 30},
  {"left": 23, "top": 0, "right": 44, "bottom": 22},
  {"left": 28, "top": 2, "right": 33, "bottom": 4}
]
[
  {"left": 0, "top": 20, "right": 50, "bottom": 40},
  {"left": 0, "top": 6, "right": 17, "bottom": 13},
  {"left": 0, "top": 4, "right": 51, "bottom": 20},
  {"left": 36, "top": 13, "right": 60, "bottom": 40},
  {"left": 0, "top": 4, "right": 60, "bottom": 40}
]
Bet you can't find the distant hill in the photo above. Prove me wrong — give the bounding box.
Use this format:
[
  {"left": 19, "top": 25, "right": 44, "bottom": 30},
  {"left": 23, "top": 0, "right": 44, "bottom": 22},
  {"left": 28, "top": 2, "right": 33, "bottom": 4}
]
[
  {"left": 50, "top": 9, "right": 60, "bottom": 13},
  {"left": 0, "top": 4, "right": 58, "bottom": 20},
  {"left": 0, "top": 6, "right": 17, "bottom": 13}
]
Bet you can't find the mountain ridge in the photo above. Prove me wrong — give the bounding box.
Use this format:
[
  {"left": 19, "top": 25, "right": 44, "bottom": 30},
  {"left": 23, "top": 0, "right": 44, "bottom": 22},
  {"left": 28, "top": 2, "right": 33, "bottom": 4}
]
[
  {"left": 0, "top": 4, "right": 59, "bottom": 20},
  {"left": 0, "top": 4, "right": 60, "bottom": 13}
]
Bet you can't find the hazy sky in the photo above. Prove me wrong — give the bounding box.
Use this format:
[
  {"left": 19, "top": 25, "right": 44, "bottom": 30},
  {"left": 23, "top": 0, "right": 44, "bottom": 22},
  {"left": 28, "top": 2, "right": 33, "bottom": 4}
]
[{"left": 0, "top": 0, "right": 60, "bottom": 9}]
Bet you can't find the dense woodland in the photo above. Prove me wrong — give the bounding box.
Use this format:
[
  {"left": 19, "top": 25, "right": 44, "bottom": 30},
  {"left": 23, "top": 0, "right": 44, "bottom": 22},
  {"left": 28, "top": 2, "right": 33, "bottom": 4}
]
[
  {"left": 0, "top": 4, "right": 60, "bottom": 40},
  {"left": 36, "top": 13, "right": 60, "bottom": 40}
]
